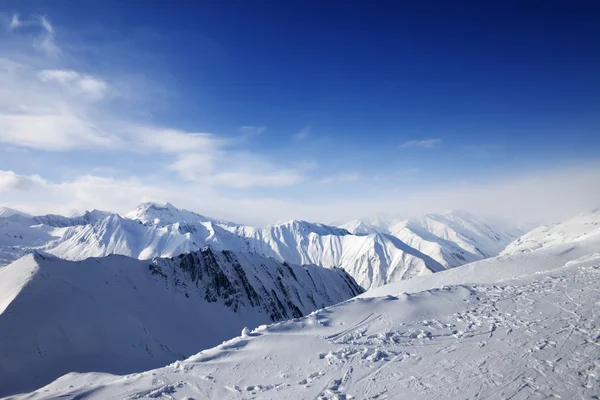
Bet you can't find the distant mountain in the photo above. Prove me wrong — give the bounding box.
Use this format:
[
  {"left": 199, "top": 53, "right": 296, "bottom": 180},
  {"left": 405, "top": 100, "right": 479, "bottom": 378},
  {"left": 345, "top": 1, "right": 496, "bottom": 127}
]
[
  {"left": 0, "top": 207, "right": 32, "bottom": 219},
  {"left": 0, "top": 209, "right": 55, "bottom": 266},
  {"left": 124, "top": 202, "right": 238, "bottom": 229},
  {"left": 0, "top": 204, "right": 523, "bottom": 289},
  {"left": 341, "top": 210, "right": 523, "bottom": 269},
  {"left": 0, "top": 204, "right": 446, "bottom": 289},
  {"left": 0, "top": 248, "right": 362, "bottom": 397},
  {"left": 228, "top": 220, "right": 445, "bottom": 289},
  {"left": 501, "top": 209, "right": 600, "bottom": 255}
]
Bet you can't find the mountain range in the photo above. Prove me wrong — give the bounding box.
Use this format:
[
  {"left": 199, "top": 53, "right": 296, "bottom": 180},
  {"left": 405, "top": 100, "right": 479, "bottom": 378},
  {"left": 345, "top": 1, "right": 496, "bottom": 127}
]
[
  {"left": 0, "top": 203, "right": 523, "bottom": 289},
  {"left": 7, "top": 208, "right": 599, "bottom": 400}
]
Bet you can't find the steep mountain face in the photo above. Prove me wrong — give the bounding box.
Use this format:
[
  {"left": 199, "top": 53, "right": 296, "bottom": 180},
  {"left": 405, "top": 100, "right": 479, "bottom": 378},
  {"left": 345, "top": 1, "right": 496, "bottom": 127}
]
[
  {"left": 223, "top": 220, "right": 445, "bottom": 289},
  {"left": 501, "top": 209, "right": 600, "bottom": 255},
  {"left": 341, "top": 210, "right": 523, "bottom": 268},
  {"left": 0, "top": 249, "right": 362, "bottom": 397}
]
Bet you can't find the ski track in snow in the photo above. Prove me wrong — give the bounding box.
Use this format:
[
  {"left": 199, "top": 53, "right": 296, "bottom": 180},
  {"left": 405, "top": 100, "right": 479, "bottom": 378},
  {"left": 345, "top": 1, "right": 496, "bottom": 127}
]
[{"left": 10, "top": 260, "right": 600, "bottom": 400}]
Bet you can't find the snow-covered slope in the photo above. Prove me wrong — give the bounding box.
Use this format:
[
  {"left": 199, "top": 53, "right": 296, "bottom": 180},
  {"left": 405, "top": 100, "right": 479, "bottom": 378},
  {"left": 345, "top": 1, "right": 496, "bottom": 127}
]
[
  {"left": 11, "top": 226, "right": 599, "bottom": 400},
  {"left": 342, "top": 210, "right": 523, "bottom": 268},
  {"left": 0, "top": 249, "right": 362, "bottom": 397},
  {"left": 501, "top": 209, "right": 600, "bottom": 255}
]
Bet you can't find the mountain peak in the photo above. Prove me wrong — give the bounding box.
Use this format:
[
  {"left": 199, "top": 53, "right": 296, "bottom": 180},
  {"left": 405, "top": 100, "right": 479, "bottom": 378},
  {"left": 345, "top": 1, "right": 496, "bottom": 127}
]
[
  {"left": 124, "top": 202, "right": 209, "bottom": 227},
  {"left": 0, "top": 207, "right": 32, "bottom": 219}
]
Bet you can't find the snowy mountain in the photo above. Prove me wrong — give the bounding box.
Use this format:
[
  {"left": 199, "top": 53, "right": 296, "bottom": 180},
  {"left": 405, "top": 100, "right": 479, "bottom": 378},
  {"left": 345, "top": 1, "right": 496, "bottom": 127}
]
[
  {"left": 0, "top": 207, "right": 32, "bottom": 219},
  {"left": 341, "top": 210, "right": 523, "bottom": 268},
  {"left": 501, "top": 209, "right": 600, "bottom": 255},
  {"left": 225, "top": 220, "right": 445, "bottom": 289},
  {"left": 0, "top": 204, "right": 449, "bottom": 289},
  {"left": 11, "top": 213, "right": 599, "bottom": 400},
  {"left": 124, "top": 202, "right": 238, "bottom": 229},
  {"left": 0, "top": 248, "right": 362, "bottom": 397},
  {"left": 0, "top": 210, "right": 56, "bottom": 266},
  {"left": 0, "top": 204, "right": 529, "bottom": 289}
]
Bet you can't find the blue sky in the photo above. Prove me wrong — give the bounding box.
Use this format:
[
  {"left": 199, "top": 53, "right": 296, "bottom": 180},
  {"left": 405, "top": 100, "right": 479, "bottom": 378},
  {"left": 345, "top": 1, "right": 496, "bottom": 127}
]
[{"left": 0, "top": 1, "right": 599, "bottom": 224}]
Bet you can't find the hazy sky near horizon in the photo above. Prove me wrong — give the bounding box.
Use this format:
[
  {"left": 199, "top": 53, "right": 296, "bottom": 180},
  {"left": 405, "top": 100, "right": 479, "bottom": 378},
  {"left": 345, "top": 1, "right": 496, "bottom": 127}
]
[{"left": 0, "top": 1, "right": 599, "bottom": 225}]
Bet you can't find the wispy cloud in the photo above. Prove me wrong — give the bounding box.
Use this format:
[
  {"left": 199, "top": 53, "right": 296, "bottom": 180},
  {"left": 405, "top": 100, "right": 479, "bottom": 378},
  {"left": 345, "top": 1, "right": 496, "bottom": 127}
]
[
  {"left": 9, "top": 14, "right": 21, "bottom": 30},
  {"left": 0, "top": 113, "right": 118, "bottom": 151},
  {"left": 38, "top": 69, "right": 109, "bottom": 100},
  {"left": 293, "top": 126, "right": 309, "bottom": 141},
  {"left": 39, "top": 16, "right": 54, "bottom": 34},
  {"left": 0, "top": 59, "right": 118, "bottom": 150},
  {"left": 400, "top": 138, "right": 441, "bottom": 149},
  {"left": 0, "top": 24, "right": 306, "bottom": 189},
  {"left": 8, "top": 14, "right": 60, "bottom": 56}
]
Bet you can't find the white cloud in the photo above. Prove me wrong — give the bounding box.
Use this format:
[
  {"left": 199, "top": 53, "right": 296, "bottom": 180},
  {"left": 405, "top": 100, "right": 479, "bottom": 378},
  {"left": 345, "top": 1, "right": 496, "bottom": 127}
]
[
  {"left": 0, "top": 170, "right": 46, "bottom": 191},
  {"left": 129, "top": 128, "right": 303, "bottom": 188},
  {"left": 0, "top": 113, "right": 118, "bottom": 151},
  {"left": 293, "top": 127, "right": 309, "bottom": 141},
  {"left": 0, "top": 60, "right": 302, "bottom": 185},
  {"left": 166, "top": 150, "right": 304, "bottom": 188},
  {"left": 134, "top": 128, "right": 224, "bottom": 154},
  {"left": 400, "top": 138, "right": 441, "bottom": 148},
  {"left": 38, "top": 69, "right": 109, "bottom": 99},
  {"left": 0, "top": 23, "right": 308, "bottom": 190},
  {"left": 0, "top": 59, "right": 121, "bottom": 150}
]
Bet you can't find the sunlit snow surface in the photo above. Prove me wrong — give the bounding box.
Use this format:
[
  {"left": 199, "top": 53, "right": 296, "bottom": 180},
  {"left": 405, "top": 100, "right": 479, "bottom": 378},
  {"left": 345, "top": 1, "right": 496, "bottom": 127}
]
[{"left": 9, "top": 249, "right": 599, "bottom": 399}]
